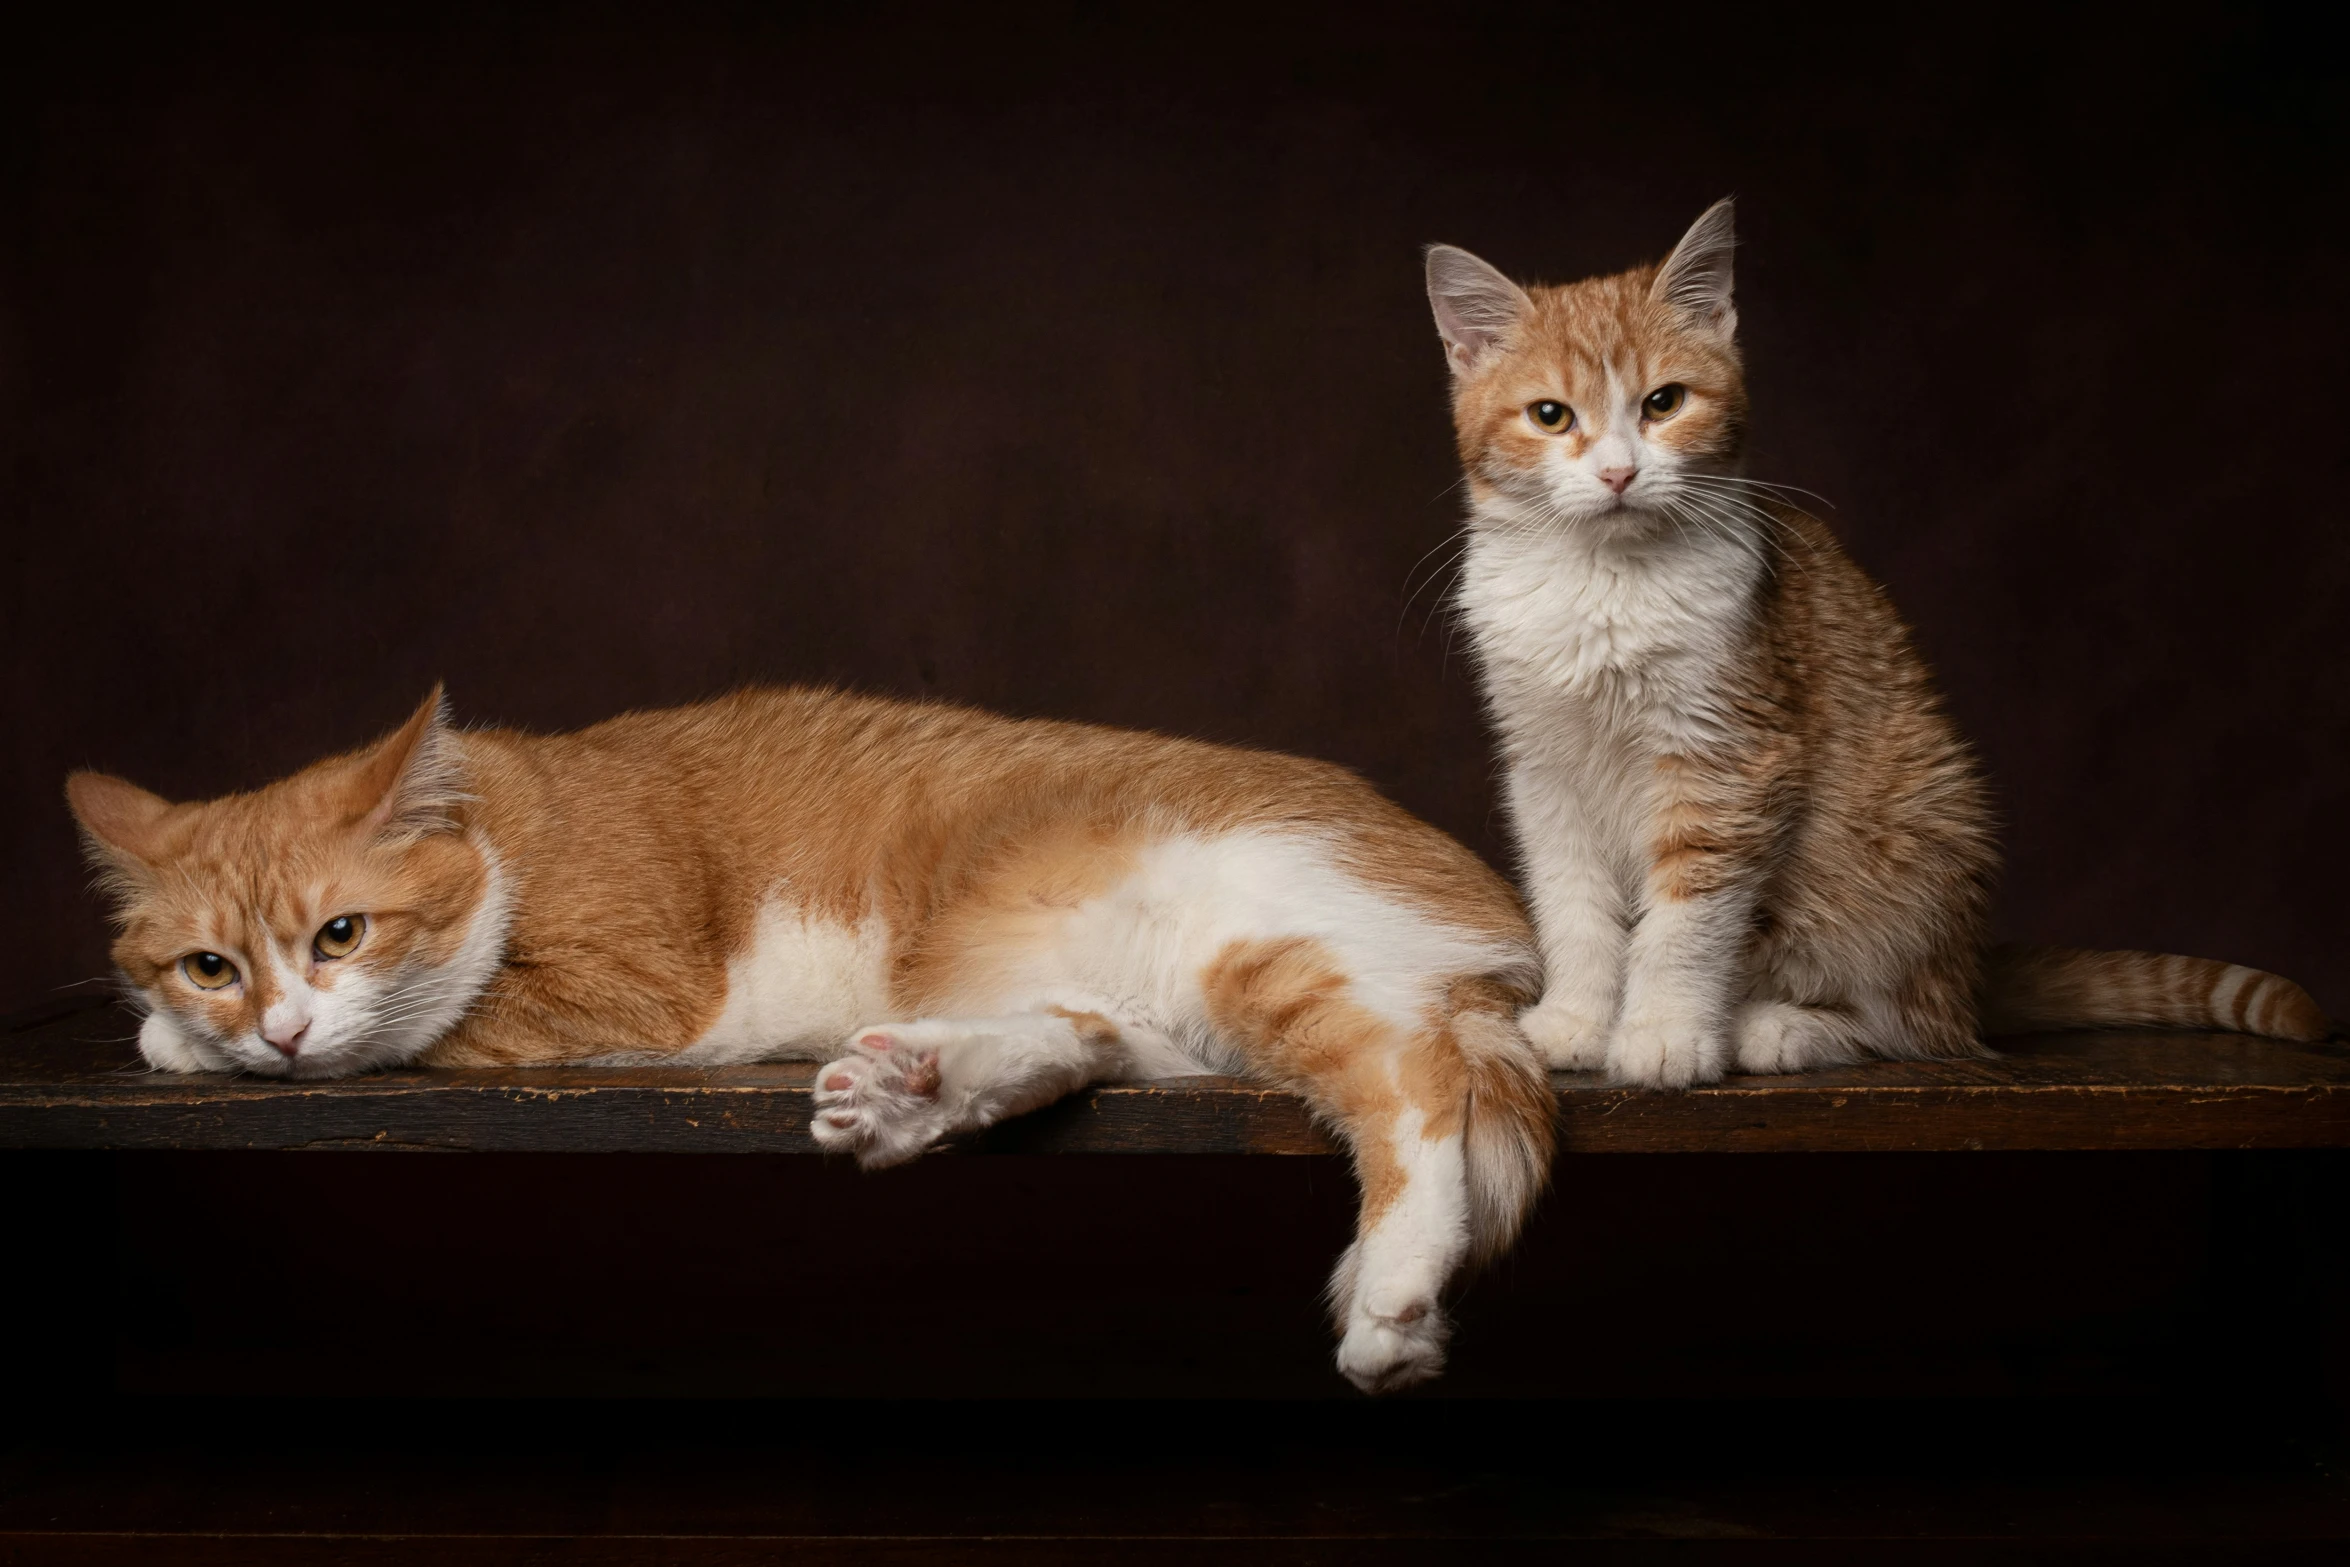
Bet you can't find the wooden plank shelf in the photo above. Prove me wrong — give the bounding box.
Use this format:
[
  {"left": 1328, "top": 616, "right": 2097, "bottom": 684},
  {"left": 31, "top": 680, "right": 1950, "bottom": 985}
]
[{"left": 6, "top": 998, "right": 2346, "bottom": 1155}]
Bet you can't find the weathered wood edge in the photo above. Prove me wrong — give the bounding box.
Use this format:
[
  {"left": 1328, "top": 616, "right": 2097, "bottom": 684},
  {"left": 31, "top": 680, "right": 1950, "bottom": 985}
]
[
  {"left": 7, "top": 1080, "right": 2349, "bottom": 1155},
  {"left": 5, "top": 1003, "right": 2348, "bottom": 1155}
]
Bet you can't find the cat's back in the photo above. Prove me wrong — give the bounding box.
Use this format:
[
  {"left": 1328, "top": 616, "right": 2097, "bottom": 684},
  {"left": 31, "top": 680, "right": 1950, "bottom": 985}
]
[
  {"left": 1758, "top": 510, "right": 1979, "bottom": 761},
  {"left": 460, "top": 686, "right": 1036, "bottom": 822},
  {"left": 459, "top": 686, "right": 1516, "bottom": 916},
  {"left": 434, "top": 687, "right": 1530, "bottom": 1064},
  {"left": 1755, "top": 509, "right": 1995, "bottom": 870}
]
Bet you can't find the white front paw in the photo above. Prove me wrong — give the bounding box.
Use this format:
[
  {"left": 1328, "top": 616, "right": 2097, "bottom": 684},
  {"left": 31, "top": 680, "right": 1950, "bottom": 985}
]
[
  {"left": 1518, "top": 997, "right": 1611, "bottom": 1072},
  {"left": 137, "top": 1012, "right": 211, "bottom": 1073},
  {"left": 1608, "top": 1014, "right": 1726, "bottom": 1089},
  {"left": 811, "top": 1023, "right": 954, "bottom": 1168}
]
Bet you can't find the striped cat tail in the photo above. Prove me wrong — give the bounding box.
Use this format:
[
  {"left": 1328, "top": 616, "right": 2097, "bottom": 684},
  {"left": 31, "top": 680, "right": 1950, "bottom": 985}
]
[
  {"left": 1980, "top": 943, "right": 2330, "bottom": 1041},
  {"left": 1449, "top": 992, "right": 1558, "bottom": 1261}
]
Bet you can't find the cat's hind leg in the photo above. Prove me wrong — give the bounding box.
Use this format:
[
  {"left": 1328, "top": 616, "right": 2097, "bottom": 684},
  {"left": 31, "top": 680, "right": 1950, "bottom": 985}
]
[
  {"left": 811, "top": 1007, "right": 1123, "bottom": 1168},
  {"left": 1324, "top": 1120, "right": 1470, "bottom": 1393},
  {"left": 1730, "top": 1000, "right": 1868, "bottom": 1075},
  {"left": 1203, "top": 941, "right": 1553, "bottom": 1394},
  {"left": 1736, "top": 924, "right": 1986, "bottom": 1071}
]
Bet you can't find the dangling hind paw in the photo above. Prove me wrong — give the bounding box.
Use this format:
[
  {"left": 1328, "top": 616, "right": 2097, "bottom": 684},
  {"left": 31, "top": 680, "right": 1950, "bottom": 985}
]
[
  {"left": 1335, "top": 1296, "right": 1450, "bottom": 1394},
  {"left": 811, "top": 1023, "right": 954, "bottom": 1168}
]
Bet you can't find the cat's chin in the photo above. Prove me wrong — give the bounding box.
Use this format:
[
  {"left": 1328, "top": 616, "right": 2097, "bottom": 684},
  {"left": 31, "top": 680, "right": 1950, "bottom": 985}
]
[
  {"left": 1582, "top": 514, "right": 1672, "bottom": 551},
  {"left": 274, "top": 1053, "right": 370, "bottom": 1081},
  {"left": 136, "top": 1010, "right": 329, "bottom": 1077},
  {"left": 220, "top": 1049, "right": 352, "bottom": 1080},
  {"left": 138, "top": 1012, "right": 408, "bottom": 1079},
  {"left": 264, "top": 1035, "right": 429, "bottom": 1080},
  {"left": 1487, "top": 494, "right": 1676, "bottom": 545}
]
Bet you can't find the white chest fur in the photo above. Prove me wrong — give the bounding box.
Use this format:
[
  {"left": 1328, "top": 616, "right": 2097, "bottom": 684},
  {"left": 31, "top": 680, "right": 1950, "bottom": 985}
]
[
  {"left": 1454, "top": 509, "right": 1767, "bottom": 888},
  {"left": 1455, "top": 511, "right": 1762, "bottom": 762}
]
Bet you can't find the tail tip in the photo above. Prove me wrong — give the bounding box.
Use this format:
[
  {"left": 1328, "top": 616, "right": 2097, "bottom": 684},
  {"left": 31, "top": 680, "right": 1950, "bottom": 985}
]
[{"left": 2262, "top": 982, "right": 2332, "bottom": 1044}]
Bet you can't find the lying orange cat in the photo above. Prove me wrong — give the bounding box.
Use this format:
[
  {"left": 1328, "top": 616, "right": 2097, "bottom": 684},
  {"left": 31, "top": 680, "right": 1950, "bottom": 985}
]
[{"left": 67, "top": 686, "right": 1553, "bottom": 1392}]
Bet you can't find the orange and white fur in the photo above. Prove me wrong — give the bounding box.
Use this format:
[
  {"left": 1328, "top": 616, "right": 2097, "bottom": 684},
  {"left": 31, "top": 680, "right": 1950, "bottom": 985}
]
[
  {"left": 1427, "top": 199, "right": 2328, "bottom": 1087},
  {"left": 67, "top": 687, "right": 1555, "bottom": 1391}
]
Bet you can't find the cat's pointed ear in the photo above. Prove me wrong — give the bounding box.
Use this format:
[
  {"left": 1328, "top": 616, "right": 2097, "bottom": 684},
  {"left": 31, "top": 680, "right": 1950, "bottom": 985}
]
[
  {"left": 1425, "top": 244, "right": 1532, "bottom": 376},
  {"left": 66, "top": 772, "right": 178, "bottom": 899},
  {"left": 1651, "top": 197, "right": 1737, "bottom": 340},
  {"left": 344, "top": 685, "right": 470, "bottom": 842}
]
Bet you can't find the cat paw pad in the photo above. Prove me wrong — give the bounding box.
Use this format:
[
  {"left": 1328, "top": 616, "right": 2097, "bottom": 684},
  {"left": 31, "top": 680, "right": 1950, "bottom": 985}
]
[
  {"left": 811, "top": 1025, "right": 951, "bottom": 1167},
  {"left": 1335, "top": 1298, "right": 1450, "bottom": 1394}
]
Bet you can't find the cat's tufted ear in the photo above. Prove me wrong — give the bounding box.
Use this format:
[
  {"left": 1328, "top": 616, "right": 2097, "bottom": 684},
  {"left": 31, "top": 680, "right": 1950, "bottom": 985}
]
[
  {"left": 66, "top": 771, "right": 180, "bottom": 901},
  {"left": 341, "top": 685, "right": 470, "bottom": 842},
  {"left": 1425, "top": 244, "right": 1533, "bottom": 376},
  {"left": 1651, "top": 197, "right": 1738, "bottom": 341}
]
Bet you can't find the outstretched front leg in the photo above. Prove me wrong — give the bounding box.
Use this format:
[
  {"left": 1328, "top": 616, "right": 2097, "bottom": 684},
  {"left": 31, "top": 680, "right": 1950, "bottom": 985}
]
[{"left": 811, "top": 1007, "right": 1123, "bottom": 1167}]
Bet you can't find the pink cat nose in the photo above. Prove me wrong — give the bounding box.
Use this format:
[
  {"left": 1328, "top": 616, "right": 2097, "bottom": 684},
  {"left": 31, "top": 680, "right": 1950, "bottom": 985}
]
[
  {"left": 262, "top": 1022, "right": 309, "bottom": 1057},
  {"left": 1599, "top": 465, "right": 1639, "bottom": 495}
]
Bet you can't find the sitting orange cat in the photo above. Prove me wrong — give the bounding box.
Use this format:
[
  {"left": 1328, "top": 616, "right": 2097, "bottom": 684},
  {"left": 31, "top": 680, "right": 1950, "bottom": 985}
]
[{"left": 67, "top": 686, "right": 1553, "bottom": 1393}]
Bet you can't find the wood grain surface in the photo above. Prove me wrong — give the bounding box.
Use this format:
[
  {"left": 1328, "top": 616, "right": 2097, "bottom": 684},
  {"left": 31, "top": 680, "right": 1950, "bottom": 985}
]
[{"left": 7, "top": 999, "right": 2346, "bottom": 1155}]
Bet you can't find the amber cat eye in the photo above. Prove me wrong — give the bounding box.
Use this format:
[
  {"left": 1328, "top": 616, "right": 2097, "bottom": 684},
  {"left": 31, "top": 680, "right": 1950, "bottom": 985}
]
[
  {"left": 1642, "top": 384, "right": 1687, "bottom": 419},
  {"left": 182, "top": 952, "right": 239, "bottom": 990},
  {"left": 1526, "top": 400, "right": 1572, "bottom": 433},
  {"left": 314, "top": 914, "right": 368, "bottom": 960}
]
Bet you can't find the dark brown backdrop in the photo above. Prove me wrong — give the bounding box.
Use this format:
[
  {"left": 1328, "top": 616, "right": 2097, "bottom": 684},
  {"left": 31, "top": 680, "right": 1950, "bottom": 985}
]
[{"left": 7, "top": 3, "right": 2346, "bottom": 1011}]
